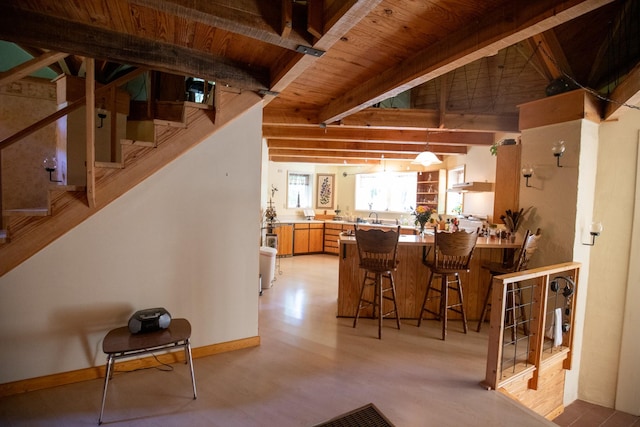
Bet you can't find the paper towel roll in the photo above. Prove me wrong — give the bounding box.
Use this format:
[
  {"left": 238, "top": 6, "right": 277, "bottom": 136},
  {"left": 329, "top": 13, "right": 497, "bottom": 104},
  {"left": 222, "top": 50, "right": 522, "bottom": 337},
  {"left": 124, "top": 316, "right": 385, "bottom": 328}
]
[{"left": 553, "top": 308, "right": 563, "bottom": 347}]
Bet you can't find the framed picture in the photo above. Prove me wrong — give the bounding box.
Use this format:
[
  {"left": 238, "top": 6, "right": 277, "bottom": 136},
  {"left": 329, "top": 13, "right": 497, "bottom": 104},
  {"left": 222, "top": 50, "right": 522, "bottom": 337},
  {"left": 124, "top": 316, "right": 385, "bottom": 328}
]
[{"left": 316, "top": 173, "right": 335, "bottom": 209}]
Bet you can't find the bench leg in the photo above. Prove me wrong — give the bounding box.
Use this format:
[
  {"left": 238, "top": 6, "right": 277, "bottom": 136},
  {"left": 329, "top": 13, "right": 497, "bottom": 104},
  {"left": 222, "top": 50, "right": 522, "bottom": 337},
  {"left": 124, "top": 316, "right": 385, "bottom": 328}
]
[
  {"left": 98, "top": 354, "right": 115, "bottom": 424},
  {"left": 186, "top": 340, "right": 197, "bottom": 399}
]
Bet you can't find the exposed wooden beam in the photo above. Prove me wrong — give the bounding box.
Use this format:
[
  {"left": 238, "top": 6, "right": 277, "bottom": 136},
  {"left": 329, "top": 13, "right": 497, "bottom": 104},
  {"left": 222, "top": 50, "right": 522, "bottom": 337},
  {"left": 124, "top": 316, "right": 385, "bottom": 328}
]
[
  {"left": 530, "top": 30, "right": 573, "bottom": 81},
  {"left": 268, "top": 0, "right": 382, "bottom": 96},
  {"left": 281, "top": 0, "right": 293, "bottom": 38},
  {"left": 587, "top": 0, "right": 634, "bottom": 87},
  {"left": 307, "top": 0, "right": 324, "bottom": 39},
  {"left": 263, "top": 107, "right": 518, "bottom": 132},
  {"left": 604, "top": 61, "right": 640, "bottom": 120},
  {"left": 269, "top": 149, "right": 425, "bottom": 161},
  {"left": 266, "top": 139, "right": 468, "bottom": 155},
  {"left": 16, "top": 46, "right": 65, "bottom": 76},
  {"left": 439, "top": 75, "right": 447, "bottom": 128},
  {"left": 342, "top": 110, "right": 519, "bottom": 133},
  {"left": 129, "top": 0, "right": 310, "bottom": 51},
  {"left": 318, "top": 0, "right": 615, "bottom": 124},
  {"left": 263, "top": 125, "right": 495, "bottom": 145},
  {"left": 0, "top": 51, "right": 68, "bottom": 87},
  {"left": 0, "top": 8, "right": 269, "bottom": 91},
  {"left": 269, "top": 155, "right": 405, "bottom": 165}
]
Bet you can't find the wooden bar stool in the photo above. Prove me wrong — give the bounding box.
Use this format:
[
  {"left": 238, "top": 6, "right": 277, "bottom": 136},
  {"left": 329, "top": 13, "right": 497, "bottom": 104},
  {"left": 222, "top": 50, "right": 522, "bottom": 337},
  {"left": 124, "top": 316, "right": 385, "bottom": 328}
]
[
  {"left": 476, "top": 229, "right": 542, "bottom": 335},
  {"left": 418, "top": 227, "right": 478, "bottom": 340},
  {"left": 353, "top": 225, "right": 401, "bottom": 339}
]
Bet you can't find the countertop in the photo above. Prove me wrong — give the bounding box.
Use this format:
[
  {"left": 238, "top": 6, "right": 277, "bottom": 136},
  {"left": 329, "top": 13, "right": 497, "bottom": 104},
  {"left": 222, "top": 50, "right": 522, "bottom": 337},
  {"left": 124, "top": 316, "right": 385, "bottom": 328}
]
[
  {"left": 266, "top": 218, "right": 416, "bottom": 229},
  {"left": 338, "top": 233, "right": 521, "bottom": 249}
]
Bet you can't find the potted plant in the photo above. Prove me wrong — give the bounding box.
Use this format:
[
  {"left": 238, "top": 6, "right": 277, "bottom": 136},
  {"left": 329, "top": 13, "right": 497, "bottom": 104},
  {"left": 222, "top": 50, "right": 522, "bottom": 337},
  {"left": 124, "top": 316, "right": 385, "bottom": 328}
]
[{"left": 500, "top": 207, "right": 532, "bottom": 234}]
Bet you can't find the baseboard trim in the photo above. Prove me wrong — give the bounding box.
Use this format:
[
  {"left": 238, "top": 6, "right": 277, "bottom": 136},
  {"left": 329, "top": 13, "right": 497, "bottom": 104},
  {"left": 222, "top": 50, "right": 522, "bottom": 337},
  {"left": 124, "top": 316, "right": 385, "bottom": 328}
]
[{"left": 0, "top": 335, "right": 260, "bottom": 397}]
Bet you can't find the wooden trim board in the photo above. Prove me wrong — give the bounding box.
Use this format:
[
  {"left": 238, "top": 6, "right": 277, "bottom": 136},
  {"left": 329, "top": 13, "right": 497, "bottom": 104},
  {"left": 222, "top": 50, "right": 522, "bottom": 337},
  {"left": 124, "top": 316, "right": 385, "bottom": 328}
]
[{"left": 0, "top": 336, "right": 260, "bottom": 398}]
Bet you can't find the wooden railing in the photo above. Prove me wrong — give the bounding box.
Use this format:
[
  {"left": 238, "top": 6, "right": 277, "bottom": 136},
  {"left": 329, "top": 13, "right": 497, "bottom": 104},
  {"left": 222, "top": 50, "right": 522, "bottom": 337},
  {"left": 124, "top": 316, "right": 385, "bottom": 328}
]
[{"left": 482, "top": 262, "right": 581, "bottom": 418}]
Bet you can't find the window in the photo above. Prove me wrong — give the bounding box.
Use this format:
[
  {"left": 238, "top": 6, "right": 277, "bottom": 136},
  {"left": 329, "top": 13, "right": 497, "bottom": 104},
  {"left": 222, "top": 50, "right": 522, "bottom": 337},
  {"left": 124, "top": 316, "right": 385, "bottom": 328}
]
[
  {"left": 287, "top": 172, "right": 313, "bottom": 208},
  {"left": 355, "top": 172, "right": 417, "bottom": 212},
  {"left": 446, "top": 165, "right": 465, "bottom": 215}
]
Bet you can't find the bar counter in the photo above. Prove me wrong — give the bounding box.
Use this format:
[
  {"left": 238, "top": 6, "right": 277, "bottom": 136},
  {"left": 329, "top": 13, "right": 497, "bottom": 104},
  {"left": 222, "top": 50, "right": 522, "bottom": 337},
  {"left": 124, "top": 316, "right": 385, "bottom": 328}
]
[{"left": 337, "top": 233, "right": 520, "bottom": 320}]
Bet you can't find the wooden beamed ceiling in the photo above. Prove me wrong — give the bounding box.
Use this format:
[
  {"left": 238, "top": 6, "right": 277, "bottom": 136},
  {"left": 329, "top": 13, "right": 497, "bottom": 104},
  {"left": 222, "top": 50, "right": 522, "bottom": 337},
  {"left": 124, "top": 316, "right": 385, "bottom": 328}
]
[{"left": 1, "top": 0, "right": 639, "bottom": 166}]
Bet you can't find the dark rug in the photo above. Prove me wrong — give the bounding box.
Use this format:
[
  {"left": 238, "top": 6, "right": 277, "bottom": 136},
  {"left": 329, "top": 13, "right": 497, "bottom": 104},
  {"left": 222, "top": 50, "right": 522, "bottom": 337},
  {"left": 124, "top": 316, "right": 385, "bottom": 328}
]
[{"left": 313, "top": 403, "right": 395, "bottom": 427}]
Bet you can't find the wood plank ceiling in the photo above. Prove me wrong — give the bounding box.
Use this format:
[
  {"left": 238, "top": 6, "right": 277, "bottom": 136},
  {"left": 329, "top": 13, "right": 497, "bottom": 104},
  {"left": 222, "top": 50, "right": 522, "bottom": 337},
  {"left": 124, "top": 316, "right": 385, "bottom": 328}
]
[{"left": 1, "top": 0, "right": 639, "bottom": 166}]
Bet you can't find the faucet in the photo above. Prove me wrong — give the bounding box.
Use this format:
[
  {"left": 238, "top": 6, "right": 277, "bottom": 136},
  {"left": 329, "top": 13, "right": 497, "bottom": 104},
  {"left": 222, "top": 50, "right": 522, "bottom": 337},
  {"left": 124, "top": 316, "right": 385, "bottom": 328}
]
[{"left": 368, "top": 212, "right": 380, "bottom": 224}]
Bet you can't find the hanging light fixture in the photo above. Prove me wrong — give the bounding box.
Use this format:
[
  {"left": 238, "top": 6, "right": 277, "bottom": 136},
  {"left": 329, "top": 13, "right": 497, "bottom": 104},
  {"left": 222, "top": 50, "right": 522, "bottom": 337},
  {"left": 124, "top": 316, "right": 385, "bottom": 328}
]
[
  {"left": 413, "top": 151, "right": 442, "bottom": 166},
  {"left": 412, "top": 130, "right": 442, "bottom": 166}
]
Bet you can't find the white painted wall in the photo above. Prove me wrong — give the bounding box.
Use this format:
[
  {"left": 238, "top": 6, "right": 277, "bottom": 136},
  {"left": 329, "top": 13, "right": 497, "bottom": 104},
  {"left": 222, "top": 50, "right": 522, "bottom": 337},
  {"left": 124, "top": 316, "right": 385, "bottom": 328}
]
[
  {"left": 266, "top": 162, "right": 339, "bottom": 220},
  {"left": 0, "top": 103, "right": 263, "bottom": 383},
  {"left": 585, "top": 109, "right": 640, "bottom": 414},
  {"left": 446, "top": 145, "right": 496, "bottom": 218},
  {"left": 520, "top": 109, "right": 640, "bottom": 416},
  {"left": 267, "top": 153, "right": 498, "bottom": 223},
  {"left": 519, "top": 119, "right": 596, "bottom": 406}
]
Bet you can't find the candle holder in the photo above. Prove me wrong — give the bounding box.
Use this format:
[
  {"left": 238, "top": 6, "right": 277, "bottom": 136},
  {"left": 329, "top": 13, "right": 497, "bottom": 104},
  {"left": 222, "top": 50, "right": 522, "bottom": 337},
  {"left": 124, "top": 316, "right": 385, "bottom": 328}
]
[
  {"left": 583, "top": 221, "right": 602, "bottom": 246},
  {"left": 552, "top": 141, "right": 565, "bottom": 167},
  {"left": 521, "top": 165, "right": 534, "bottom": 187},
  {"left": 43, "top": 157, "right": 62, "bottom": 183}
]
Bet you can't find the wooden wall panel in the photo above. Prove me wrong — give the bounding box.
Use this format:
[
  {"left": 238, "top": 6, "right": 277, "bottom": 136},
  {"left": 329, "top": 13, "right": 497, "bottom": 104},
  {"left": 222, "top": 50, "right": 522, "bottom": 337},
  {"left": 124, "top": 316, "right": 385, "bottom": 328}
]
[
  {"left": 518, "top": 89, "right": 600, "bottom": 131},
  {"left": 338, "top": 241, "right": 505, "bottom": 320},
  {"left": 493, "top": 143, "right": 521, "bottom": 224}
]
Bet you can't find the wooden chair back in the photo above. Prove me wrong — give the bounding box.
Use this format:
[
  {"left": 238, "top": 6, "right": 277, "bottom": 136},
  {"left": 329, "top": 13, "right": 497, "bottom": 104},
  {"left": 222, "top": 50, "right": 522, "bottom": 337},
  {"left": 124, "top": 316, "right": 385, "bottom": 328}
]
[
  {"left": 431, "top": 227, "right": 479, "bottom": 271},
  {"left": 513, "top": 228, "right": 542, "bottom": 272},
  {"left": 354, "top": 225, "right": 400, "bottom": 273}
]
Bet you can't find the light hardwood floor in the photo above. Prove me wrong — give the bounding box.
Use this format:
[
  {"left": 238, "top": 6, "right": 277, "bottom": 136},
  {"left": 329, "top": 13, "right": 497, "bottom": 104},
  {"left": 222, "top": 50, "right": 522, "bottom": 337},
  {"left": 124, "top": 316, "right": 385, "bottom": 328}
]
[{"left": 0, "top": 254, "right": 556, "bottom": 426}]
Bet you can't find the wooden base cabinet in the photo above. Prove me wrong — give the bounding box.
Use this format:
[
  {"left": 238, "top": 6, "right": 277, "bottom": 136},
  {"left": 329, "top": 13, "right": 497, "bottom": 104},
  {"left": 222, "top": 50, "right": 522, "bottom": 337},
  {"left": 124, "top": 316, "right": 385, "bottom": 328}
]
[
  {"left": 273, "top": 223, "right": 293, "bottom": 257},
  {"left": 324, "top": 223, "right": 346, "bottom": 254},
  {"left": 293, "top": 223, "right": 324, "bottom": 255}
]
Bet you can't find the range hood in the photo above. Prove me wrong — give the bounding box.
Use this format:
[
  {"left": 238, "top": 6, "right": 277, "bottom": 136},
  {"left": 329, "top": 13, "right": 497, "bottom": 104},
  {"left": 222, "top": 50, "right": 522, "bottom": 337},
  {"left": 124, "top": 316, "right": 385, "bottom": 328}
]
[{"left": 448, "top": 182, "right": 494, "bottom": 192}]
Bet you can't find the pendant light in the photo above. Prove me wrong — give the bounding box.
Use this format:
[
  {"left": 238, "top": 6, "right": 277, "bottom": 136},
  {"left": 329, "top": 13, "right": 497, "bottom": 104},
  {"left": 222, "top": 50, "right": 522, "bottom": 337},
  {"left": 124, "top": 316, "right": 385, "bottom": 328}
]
[{"left": 412, "top": 131, "right": 442, "bottom": 166}]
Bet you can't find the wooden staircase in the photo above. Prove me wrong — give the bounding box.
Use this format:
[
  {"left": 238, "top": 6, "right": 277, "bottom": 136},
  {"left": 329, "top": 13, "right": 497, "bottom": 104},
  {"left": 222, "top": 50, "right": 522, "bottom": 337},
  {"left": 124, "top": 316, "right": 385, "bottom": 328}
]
[{"left": 0, "top": 90, "right": 261, "bottom": 277}]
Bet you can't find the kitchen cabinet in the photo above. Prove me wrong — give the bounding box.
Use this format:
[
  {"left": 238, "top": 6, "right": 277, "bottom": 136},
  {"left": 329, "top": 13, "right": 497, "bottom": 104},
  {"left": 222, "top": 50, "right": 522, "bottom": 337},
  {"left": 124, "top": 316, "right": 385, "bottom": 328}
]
[
  {"left": 273, "top": 223, "right": 293, "bottom": 257},
  {"left": 293, "top": 223, "right": 324, "bottom": 255},
  {"left": 324, "top": 222, "right": 346, "bottom": 254},
  {"left": 416, "top": 169, "right": 445, "bottom": 213},
  {"left": 493, "top": 144, "right": 521, "bottom": 223}
]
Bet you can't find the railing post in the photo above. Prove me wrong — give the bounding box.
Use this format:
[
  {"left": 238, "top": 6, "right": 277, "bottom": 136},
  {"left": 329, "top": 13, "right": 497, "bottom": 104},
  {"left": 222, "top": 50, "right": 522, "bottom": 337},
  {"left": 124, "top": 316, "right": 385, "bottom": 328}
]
[
  {"left": 482, "top": 262, "right": 581, "bottom": 392},
  {"left": 86, "top": 58, "right": 96, "bottom": 208}
]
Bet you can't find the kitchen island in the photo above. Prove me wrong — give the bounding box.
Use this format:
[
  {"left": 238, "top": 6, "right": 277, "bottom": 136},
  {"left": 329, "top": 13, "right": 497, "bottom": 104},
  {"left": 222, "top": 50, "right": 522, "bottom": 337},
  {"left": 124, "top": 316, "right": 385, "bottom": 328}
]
[{"left": 338, "top": 233, "right": 521, "bottom": 321}]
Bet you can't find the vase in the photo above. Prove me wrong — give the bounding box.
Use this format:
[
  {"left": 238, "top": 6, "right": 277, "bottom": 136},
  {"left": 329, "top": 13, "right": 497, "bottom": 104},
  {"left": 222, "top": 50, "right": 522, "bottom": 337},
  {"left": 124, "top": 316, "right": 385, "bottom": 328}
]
[{"left": 418, "top": 222, "right": 426, "bottom": 237}]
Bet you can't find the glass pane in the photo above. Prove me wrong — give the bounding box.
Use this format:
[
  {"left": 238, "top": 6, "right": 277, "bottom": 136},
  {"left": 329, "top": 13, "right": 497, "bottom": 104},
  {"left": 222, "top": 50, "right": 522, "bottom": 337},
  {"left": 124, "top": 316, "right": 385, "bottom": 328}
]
[
  {"left": 355, "top": 172, "right": 417, "bottom": 212},
  {"left": 287, "top": 172, "right": 312, "bottom": 208}
]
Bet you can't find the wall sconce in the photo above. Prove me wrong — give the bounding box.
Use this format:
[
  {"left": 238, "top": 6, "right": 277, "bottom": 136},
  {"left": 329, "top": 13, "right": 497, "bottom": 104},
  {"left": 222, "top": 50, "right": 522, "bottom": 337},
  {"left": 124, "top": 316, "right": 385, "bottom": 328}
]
[
  {"left": 43, "top": 157, "right": 62, "bottom": 183},
  {"left": 583, "top": 221, "right": 603, "bottom": 246},
  {"left": 552, "top": 140, "right": 565, "bottom": 167},
  {"left": 521, "top": 165, "right": 534, "bottom": 187},
  {"left": 97, "top": 108, "right": 107, "bottom": 128}
]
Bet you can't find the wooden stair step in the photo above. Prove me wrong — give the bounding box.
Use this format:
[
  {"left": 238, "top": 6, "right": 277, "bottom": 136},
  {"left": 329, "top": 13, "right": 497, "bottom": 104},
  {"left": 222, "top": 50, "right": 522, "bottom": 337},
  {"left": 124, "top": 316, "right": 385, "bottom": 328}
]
[
  {"left": 3, "top": 208, "right": 49, "bottom": 217},
  {"left": 153, "top": 118, "right": 187, "bottom": 128},
  {"left": 121, "top": 139, "right": 156, "bottom": 148},
  {"left": 95, "top": 161, "right": 124, "bottom": 169},
  {"left": 49, "top": 185, "right": 86, "bottom": 192}
]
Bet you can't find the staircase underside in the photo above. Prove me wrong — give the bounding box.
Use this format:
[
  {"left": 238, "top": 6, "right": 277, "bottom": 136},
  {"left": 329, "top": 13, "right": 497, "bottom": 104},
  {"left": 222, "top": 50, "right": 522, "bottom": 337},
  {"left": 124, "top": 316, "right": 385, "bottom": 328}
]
[{"left": 0, "top": 90, "right": 261, "bottom": 277}]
